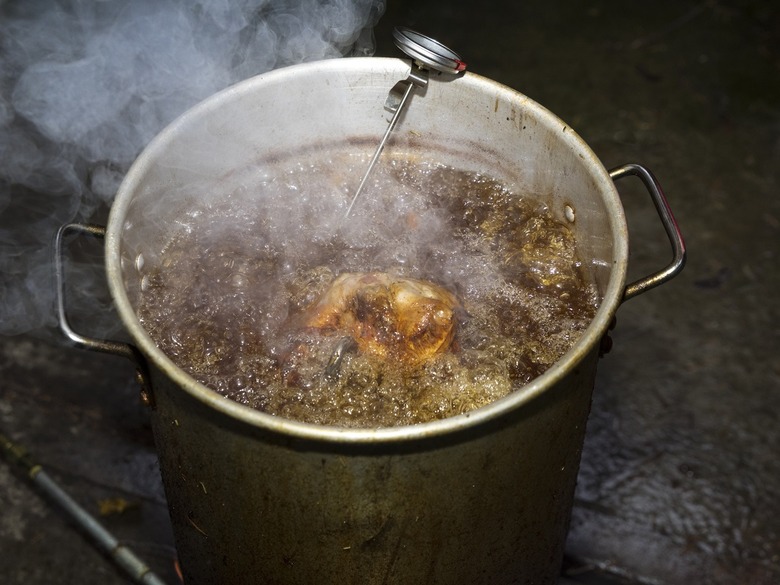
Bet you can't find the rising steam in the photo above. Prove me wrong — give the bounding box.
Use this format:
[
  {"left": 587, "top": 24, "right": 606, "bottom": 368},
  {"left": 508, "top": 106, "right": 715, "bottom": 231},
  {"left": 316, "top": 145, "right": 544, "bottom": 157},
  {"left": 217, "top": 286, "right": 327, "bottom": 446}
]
[{"left": 0, "top": 0, "right": 385, "bottom": 336}]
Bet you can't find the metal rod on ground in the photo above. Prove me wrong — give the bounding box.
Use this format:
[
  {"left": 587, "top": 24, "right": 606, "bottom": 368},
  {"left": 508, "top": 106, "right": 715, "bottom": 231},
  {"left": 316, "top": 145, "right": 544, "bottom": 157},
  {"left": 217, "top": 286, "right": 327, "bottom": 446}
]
[{"left": 0, "top": 429, "right": 170, "bottom": 585}]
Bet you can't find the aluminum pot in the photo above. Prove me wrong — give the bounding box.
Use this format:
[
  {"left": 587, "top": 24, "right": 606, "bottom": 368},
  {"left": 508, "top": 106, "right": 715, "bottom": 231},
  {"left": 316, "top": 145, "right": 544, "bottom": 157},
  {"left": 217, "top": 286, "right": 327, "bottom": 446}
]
[{"left": 57, "top": 57, "right": 685, "bottom": 584}]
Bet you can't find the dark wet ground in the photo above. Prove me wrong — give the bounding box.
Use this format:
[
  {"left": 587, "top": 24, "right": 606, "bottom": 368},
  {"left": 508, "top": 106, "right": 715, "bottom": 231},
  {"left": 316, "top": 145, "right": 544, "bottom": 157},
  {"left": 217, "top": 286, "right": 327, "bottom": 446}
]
[{"left": 1, "top": 1, "right": 778, "bottom": 584}]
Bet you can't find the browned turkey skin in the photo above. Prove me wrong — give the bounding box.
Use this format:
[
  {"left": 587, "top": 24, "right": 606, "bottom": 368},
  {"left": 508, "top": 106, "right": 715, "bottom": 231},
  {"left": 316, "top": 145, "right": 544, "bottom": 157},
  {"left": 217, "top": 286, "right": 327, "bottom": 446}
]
[{"left": 302, "top": 272, "right": 461, "bottom": 366}]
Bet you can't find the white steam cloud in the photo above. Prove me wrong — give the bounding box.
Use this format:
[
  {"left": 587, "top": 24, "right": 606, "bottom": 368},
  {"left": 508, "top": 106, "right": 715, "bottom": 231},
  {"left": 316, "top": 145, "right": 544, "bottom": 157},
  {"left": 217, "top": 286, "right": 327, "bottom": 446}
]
[{"left": 0, "top": 0, "right": 385, "bottom": 336}]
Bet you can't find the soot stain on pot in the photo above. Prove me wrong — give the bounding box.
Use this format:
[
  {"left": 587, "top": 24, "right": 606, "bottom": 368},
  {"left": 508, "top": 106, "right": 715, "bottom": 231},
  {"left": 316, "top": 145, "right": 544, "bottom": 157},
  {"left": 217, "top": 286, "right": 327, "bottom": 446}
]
[{"left": 135, "top": 148, "right": 599, "bottom": 428}]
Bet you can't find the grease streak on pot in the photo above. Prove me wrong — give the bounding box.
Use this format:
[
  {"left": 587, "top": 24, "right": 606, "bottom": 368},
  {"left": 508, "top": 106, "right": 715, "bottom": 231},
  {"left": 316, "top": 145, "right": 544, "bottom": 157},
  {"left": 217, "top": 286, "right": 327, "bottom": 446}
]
[{"left": 56, "top": 57, "right": 684, "bottom": 584}]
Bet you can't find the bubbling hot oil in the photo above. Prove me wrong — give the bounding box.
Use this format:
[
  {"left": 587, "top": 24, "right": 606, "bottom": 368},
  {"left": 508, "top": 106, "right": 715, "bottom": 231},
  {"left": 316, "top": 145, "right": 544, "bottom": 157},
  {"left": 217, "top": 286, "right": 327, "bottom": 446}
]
[{"left": 136, "top": 154, "right": 599, "bottom": 427}]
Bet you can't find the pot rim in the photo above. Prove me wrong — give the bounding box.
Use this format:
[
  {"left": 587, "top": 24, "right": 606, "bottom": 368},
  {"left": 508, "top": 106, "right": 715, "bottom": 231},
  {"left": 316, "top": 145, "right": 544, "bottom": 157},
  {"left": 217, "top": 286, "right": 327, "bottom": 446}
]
[{"left": 106, "top": 57, "right": 628, "bottom": 444}]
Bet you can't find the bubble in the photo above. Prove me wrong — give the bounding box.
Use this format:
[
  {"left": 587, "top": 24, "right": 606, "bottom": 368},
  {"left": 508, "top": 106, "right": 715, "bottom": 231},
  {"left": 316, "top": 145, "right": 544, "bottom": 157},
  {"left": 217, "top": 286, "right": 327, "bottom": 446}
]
[{"left": 135, "top": 150, "right": 599, "bottom": 428}]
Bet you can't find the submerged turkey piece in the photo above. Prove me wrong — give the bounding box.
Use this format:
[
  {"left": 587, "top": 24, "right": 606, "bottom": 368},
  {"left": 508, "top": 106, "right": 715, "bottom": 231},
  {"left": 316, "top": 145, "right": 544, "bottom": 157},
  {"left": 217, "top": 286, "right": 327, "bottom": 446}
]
[{"left": 303, "top": 272, "right": 460, "bottom": 366}]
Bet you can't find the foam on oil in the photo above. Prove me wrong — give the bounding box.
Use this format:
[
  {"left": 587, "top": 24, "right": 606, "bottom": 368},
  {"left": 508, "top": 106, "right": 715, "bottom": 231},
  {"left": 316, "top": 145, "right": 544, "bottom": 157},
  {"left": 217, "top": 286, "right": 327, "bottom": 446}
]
[{"left": 137, "top": 152, "right": 598, "bottom": 427}]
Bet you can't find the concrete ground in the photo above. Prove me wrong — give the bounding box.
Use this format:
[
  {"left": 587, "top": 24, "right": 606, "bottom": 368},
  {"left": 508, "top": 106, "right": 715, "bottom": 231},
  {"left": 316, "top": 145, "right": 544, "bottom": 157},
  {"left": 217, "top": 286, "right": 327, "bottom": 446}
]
[{"left": 1, "top": 1, "right": 778, "bottom": 584}]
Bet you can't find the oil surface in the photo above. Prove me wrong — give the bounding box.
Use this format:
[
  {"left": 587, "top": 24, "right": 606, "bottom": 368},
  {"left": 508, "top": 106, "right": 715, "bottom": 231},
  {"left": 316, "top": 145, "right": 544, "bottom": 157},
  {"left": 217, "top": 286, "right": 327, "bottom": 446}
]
[{"left": 137, "top": 154, "right": 598, "bottom": 427}]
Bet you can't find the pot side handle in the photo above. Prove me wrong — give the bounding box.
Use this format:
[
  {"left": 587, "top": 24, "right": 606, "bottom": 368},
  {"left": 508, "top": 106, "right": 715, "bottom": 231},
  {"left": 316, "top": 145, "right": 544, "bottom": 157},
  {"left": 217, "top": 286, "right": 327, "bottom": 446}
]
[
  {"left": 609, "top": 164, "right": 687, "bottom": 302},
  {"left": 54, "top": 223, "right": 152, "bottom": 401}
]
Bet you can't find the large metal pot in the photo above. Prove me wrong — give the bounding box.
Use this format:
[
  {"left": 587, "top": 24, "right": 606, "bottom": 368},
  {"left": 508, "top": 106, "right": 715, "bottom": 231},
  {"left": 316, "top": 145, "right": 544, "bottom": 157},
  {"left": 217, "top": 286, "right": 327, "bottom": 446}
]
[{"left": 57, "top": 57, "right": 684, "bottom": 584}]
